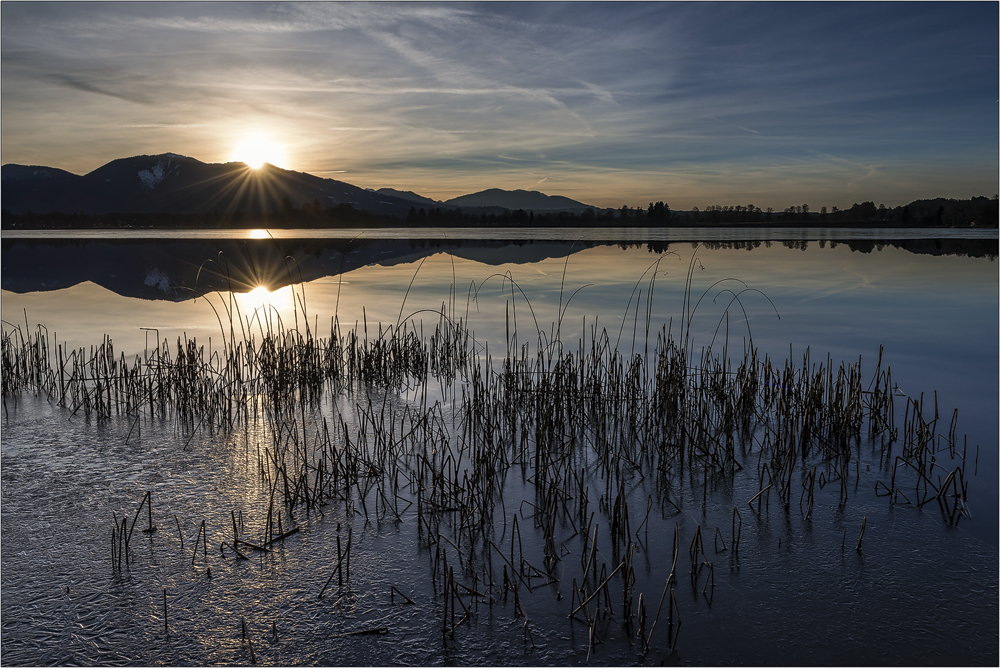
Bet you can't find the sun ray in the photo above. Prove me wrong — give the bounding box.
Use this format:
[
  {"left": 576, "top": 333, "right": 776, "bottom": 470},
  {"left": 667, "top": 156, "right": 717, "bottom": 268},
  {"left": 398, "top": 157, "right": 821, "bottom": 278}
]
[{"left": 153, "top": 149, "right": 303, "bottom": 221}]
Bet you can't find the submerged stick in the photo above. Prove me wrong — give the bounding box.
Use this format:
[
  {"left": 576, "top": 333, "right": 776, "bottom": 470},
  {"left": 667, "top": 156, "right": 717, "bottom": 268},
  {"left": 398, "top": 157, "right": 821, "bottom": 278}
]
[{"left": 341, "top": 627, "right": 389, "bottom": 637}]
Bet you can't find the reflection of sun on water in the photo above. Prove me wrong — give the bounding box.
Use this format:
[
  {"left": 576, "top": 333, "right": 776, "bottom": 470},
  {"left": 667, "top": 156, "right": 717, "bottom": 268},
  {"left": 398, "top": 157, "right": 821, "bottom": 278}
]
[
  {"left": 235, "top": 285, "right": 296, "bottom": 327},
  {"left": 248, "top": 229, "right": 269, "bottom": 239}
]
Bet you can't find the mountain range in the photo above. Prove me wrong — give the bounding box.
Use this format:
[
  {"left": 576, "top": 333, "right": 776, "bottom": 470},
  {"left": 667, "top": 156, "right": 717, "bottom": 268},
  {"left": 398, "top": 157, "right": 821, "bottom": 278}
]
[{"left": 1, "top": 154, "right": 594, "bottom": 218}]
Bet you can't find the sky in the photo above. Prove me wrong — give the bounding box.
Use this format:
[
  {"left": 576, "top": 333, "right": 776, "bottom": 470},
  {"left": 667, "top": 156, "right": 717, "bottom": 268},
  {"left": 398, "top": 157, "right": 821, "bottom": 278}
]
[{"left": 2, "top": 1, "right": 997, "bottom": 210}]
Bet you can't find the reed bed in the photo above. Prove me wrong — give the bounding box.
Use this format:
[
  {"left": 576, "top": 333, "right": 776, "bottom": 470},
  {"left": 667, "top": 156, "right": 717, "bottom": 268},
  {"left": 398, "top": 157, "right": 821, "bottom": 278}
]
[{"left": 0, "top": 253, "right": 978, "bottom": 662}]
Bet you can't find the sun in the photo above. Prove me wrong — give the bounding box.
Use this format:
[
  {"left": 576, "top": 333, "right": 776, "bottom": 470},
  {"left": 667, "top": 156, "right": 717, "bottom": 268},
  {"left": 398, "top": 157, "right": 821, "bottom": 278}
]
[{"left": 230, "top": 136, "right": 287, "bottom": 169}]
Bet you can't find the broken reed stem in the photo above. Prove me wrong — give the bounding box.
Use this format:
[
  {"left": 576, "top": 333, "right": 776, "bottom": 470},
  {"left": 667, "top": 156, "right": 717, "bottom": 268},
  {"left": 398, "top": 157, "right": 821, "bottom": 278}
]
[
  {"left": 241, "top": 617, "right": 256, "bottom": 665},
  {"left": 319, "top": 545, "right": 349, "bottom": 599},
  {"left": 714, "top": 526, "right": 727, "bottom": 553},
  {"left": 390, "top": 585, "right": 415, "bottom": 605},
  {"left": 747, "top": 484, "right": 772, "bottom": 512},
  {"left": 731, "top": 505, "right": 742, "bottom": 553},
  {"left": 191, "top": 520, "right": 207, "bottom": 566},
  {"left": 146, "top": 492, "right": 155, "bottom": 533},
  {"left": 568, "top": 560, "right": 625, "bottom": 618},
  {"left": 645, "top": 575, "right": 672, "bottom": 649}
]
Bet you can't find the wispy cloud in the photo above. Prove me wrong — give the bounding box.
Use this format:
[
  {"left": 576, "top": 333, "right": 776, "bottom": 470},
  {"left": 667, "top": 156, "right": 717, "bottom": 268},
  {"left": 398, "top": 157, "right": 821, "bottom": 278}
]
[
  {"left": 1, "top": 2, "right": 996, "bottom": 208},
  {"left": 44, "top": 73, "right": 152, "bottom": 105}
]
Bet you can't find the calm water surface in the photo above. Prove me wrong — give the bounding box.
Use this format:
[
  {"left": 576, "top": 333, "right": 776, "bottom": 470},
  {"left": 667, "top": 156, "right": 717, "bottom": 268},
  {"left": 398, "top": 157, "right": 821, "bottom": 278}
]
[{"left": 2, "top": 228, "right": 997, "bottom": 665}]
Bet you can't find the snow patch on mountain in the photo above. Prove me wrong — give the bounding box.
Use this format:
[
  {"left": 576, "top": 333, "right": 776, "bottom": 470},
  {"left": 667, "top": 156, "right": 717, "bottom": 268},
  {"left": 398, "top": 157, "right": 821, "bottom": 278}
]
[{"left": 138, "top": 161, "right": 169, "bottom": 190}]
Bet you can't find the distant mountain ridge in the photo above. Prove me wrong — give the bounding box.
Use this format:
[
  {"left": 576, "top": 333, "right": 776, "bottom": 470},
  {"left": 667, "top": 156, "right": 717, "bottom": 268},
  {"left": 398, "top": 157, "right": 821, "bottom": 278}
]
[
  {"left": 374, "top": 188, "right": 442, "bottom": 208},
  {"left": 1, "top": 154, "right": 427, "bottom": 217},
  {"left": 1, "top": 154, "right": 598, "bottom": 217},
  {"left": 443, "top": 188, "right": 590, "bottom": 211}
]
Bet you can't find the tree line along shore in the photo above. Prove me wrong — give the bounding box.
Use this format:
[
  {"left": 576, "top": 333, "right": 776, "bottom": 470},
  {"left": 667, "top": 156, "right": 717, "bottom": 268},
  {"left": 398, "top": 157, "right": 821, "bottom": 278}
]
[{"left": 3, "top": 195, "right": 996, "bottom": 230}]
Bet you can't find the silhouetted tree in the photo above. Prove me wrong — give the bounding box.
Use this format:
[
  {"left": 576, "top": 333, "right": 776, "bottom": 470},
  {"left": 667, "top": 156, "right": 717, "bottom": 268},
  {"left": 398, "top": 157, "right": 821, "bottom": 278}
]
[
  {"left": 647, "top": 201, "right": 671, "bottom": 225},
  {"left": 849, "top": 201, "right": 877, "bottom": 222}
]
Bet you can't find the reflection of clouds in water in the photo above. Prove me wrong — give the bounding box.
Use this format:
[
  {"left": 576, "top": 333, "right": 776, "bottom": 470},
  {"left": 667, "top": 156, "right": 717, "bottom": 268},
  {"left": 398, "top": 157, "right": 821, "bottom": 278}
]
[{"left": 841, "top": 266, "right": 873, "bottom": 289}]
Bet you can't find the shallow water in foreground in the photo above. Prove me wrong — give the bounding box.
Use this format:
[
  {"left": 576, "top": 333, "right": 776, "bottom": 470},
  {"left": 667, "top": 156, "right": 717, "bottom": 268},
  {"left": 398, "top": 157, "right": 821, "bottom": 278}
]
[
  {"left": 2, "top": 233, "right": 997, "bottom": 665},
  {"left": 1, "top": 394, "right": 996, "bottom": 666}
]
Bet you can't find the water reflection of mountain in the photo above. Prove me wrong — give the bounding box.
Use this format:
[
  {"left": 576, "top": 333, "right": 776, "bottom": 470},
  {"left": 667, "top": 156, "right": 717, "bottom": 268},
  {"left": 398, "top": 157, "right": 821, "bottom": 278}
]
[{"left": 3, "top": 236, "right": 996, "bottom": 301}]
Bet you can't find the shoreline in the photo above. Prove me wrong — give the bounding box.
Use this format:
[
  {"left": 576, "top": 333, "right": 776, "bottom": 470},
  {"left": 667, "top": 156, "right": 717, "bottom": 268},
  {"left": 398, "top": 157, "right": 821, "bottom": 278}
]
[{"left": 3, "top": 225, "right": 998, "bottom": 241}]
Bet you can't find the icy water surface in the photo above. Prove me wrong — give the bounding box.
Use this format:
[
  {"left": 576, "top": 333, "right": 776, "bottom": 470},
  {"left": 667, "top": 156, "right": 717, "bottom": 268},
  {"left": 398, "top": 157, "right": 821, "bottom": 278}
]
[{"left": 2, "top": 230, "right": 997, "bottom": 665}]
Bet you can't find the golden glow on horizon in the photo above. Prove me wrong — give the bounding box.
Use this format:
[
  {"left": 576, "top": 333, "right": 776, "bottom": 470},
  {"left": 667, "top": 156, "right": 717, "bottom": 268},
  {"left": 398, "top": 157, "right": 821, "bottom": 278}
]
[
  {"left": 247, "top": 229, "right": 269, "bottom": 239},
  {"left": 230, "top": 136, "right": 287, "bottom": 169}
]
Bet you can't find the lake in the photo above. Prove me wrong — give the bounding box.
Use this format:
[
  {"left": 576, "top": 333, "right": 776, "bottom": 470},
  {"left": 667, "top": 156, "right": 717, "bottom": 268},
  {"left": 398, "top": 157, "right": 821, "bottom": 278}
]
[{"left": 2, "top": 227, "right": 997, "bottom": 665}]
